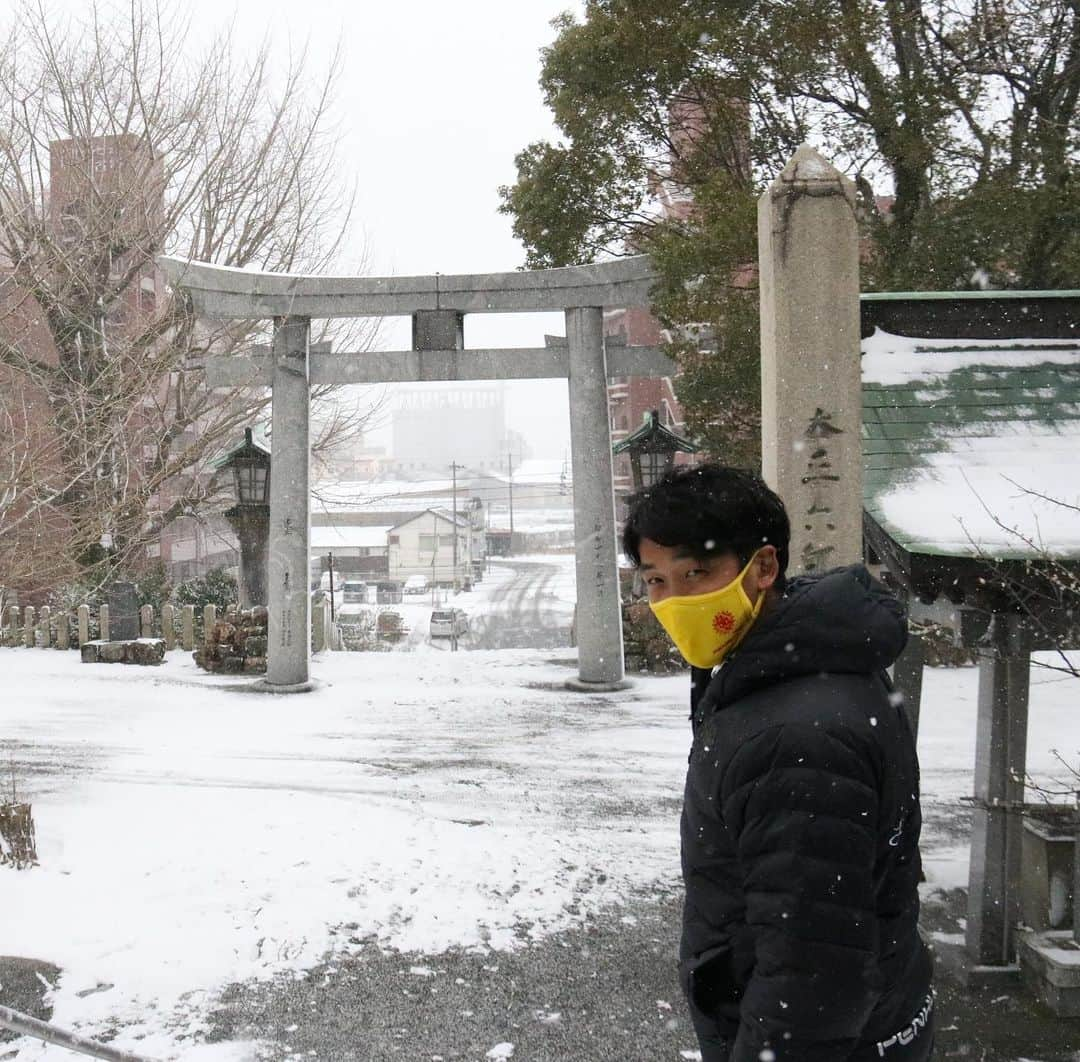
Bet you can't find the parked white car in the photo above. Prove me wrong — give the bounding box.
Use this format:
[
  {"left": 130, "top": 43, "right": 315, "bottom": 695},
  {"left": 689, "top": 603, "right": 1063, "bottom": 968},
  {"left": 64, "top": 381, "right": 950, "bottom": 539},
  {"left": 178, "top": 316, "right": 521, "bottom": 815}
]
[
  {"left": 403, "top": 574, "right": 429, "bottom": 595},
  {"left": 429, "top": 608, "right": 468, "bottom": 639}
]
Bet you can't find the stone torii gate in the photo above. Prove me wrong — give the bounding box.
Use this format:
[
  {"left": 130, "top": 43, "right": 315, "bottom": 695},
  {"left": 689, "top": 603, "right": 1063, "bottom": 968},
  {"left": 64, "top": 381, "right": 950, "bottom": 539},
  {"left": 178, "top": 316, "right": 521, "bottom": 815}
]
[{"left": 159, "top": 255, "right": 674, "bottom": 692}]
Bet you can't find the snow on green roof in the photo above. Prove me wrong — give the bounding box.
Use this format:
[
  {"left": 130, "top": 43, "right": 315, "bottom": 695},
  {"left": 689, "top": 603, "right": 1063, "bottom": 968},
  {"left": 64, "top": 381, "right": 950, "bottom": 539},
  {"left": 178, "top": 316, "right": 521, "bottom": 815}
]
[{"left": 861, "top": 329, "right": 1080, "bottom": 560}]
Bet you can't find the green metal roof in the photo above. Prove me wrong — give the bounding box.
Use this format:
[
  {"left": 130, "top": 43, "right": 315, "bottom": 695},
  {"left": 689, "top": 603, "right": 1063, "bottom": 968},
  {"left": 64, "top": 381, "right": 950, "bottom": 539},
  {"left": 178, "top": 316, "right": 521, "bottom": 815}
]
[
  {"left": 860, "top": 289, "right": 1080, "bottom": 302},
  {"left": 212, "top": 425, "right": 272, "bottom": 469},
  {"left": 612, "top": 410, "right": 699, "bottom": 455},
  {"left": 861, "top": 329, "right": 1080, "bottom": 560}
]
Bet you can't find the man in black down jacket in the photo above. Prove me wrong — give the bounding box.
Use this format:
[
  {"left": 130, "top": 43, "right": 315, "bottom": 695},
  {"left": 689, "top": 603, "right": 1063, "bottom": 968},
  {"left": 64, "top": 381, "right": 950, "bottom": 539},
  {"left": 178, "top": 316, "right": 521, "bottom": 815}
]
[{"left": 623, "top": 464, "right": 934, "bottom": 1062}]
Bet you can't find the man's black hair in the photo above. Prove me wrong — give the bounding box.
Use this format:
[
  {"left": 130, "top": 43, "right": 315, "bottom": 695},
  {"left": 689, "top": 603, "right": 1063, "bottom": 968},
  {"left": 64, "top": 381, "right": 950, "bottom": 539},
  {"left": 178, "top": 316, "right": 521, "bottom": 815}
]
[{"left": 622, "top": 464, "right": 790, "bottom": 583}]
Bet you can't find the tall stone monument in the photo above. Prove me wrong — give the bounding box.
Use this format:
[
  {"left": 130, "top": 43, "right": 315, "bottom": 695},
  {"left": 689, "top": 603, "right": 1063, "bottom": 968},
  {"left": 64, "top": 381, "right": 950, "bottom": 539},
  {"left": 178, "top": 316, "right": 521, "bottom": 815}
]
[
  {"left": 106, "top": 582, "right": 140, "bottom": 641},
  {"left": 758, "top": 144, "right": 863, "bottom": 573}
]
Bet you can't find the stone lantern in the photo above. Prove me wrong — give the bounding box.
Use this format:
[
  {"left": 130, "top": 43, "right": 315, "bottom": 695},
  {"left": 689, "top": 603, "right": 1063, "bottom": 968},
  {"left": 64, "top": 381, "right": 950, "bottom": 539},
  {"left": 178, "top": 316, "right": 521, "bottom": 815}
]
[
  {"left": 219, "top": 427, "right": 271, "bottom": 608},
  {"left": 613, "top": 409, "right": 699, "bottom": 491}
]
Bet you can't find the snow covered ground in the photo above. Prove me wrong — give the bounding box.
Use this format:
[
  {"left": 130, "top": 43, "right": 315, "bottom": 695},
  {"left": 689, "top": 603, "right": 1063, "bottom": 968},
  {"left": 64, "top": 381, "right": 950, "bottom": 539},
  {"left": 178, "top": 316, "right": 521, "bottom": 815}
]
[{"left": 1, "top": 554, "right": 1078, "bottom": 1059}]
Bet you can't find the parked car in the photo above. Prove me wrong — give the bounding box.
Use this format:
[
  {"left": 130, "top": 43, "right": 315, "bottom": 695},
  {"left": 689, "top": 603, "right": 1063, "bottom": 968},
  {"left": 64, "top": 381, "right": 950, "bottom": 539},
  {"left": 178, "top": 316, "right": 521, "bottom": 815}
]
[
  {"left": 376, "top": 610, "right": 407, "bottom": 642},
  {"left": 319, "top": 571, "right": 345, "bottom": 594},
  {"left": 341, "top": 580, "right": 368, "bottom": 604},
  {"left": 403, "top": 574, "right": 429, "bottom": 595},
  {"left": 376, "top": 581, "right": 403, "bottom": 604},
  {"left": 430, "top": 608, "right": 469, "bottom": 639}
]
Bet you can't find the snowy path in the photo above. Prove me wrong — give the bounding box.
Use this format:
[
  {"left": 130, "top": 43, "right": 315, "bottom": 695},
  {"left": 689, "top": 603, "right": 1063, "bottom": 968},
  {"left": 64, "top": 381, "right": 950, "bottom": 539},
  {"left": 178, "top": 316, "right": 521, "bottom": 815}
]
[
  {"left": 0, "top": 648, "right": 688, "bottom": 1060},
  {"left": 0, "top": 640, "right": 1077, "bottom": 1059}
]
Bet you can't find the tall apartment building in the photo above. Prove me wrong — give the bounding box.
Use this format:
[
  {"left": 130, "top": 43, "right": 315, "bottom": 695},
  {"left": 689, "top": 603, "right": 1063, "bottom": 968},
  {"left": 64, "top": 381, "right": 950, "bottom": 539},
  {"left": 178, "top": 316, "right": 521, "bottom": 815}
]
[
  {"left": 1, "top": 134, "right": 174, "bottom": 599},
  {"left": 0, "top": 133, "right": 243, "bottom": 596},
  {"left": 604, "top": 91, "right": 751, "bottom": 496},
  {"left": 390, "top": 384, "right": 510, "bottom": 474}
]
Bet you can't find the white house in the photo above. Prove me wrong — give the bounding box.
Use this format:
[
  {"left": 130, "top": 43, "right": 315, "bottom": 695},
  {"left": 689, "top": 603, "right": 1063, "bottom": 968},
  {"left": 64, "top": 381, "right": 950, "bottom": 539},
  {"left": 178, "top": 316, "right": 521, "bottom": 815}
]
[
  {"left": 387, "top": 508, "right": 472, "bottom": 586},
  {"left": 309, "top": 524, "right": 392, "bottom": 582}
]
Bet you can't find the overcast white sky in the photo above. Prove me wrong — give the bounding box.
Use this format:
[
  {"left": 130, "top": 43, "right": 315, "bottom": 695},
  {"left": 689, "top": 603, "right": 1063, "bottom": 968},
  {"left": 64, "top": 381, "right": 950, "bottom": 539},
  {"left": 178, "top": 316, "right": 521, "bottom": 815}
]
[{"left": 201, "top": 0, "right": 588, "bottom": 458}]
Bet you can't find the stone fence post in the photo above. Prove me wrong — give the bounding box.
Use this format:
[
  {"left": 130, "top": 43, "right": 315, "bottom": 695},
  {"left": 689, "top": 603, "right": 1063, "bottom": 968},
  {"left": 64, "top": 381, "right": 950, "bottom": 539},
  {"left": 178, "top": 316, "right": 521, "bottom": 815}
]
[
  {"left": 77, "top": 605, "right": 90, "bottom": 647},
  {"left": 56, "top": 612, "right": 70, "bottom": 650},
  {"left": 181, "top": 605, "right": 195, "bottom": 652},
  {"left": 99, "top": 603, "right": 110, "bottom": 642},
  {"left": 203, "top": 604, "right": 216, "bottom": 646},
  {"left": 758, "top": 143, "right": 863, "bottom": 574},
  {"left": 140, "top": 605, "right": 154, "bottom": 639},
  {"left": 162, "top": 604, "right": 176, "bottom": 651},
  {"left": 39, "top": 606, "right": 51, "bottom": 648},
  {"left": 3, "top": 606, "right": 17, "bottom": 646},
  {"left": 23, "top": 606, "right": 35, "bottom": 648}
]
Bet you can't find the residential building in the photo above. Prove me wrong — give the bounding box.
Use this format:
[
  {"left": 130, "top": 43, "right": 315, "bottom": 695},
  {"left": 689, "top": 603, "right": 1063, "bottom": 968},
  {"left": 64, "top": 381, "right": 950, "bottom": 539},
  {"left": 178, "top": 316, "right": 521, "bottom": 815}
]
[{"left": 387, "top": 508, "right": 472, "bottom": 586}]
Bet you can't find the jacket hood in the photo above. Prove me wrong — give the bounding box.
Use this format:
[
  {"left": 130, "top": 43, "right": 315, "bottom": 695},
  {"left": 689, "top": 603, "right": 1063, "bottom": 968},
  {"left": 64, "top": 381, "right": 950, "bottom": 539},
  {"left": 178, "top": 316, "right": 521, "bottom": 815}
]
[{"left": 706, "top": 564, "right": 907, "bottom": 710}]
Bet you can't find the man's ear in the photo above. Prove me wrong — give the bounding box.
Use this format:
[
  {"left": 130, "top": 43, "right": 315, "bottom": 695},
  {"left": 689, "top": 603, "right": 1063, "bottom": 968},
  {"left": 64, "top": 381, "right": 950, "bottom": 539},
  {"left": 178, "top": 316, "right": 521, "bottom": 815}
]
[{"left": 755, "top": 545, "right": 780, "bottom": 590}]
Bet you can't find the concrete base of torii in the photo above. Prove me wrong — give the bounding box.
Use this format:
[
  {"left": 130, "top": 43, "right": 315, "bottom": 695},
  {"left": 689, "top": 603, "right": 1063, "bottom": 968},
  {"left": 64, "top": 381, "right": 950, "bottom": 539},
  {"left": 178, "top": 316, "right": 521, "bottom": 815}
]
[{"left": 565, "top": 677, "right": 633, "bottom": 693}]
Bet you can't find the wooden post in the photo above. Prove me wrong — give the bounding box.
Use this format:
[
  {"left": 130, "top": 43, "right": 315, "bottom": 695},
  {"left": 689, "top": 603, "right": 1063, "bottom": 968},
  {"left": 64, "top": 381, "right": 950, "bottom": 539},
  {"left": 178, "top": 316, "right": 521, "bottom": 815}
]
[
  {"left": 966, "top": 613, "right": 1030, "bottom": 966},
  {"left": 758, "top": 144, "right": 863, "bottom": 574},
  {"left": 56, "top": 612, "right": 70, "bottom": 650},
  {"left": 891, "top": 632, "right": 926, "bottom": 740},
  {"left": 1074, "top": 797, "right": 1080, "bottom": 945},
  {"left": 203, "top": 604, "right": 216, "bottom": 646},
  {"left": 38, "top": 606, "right": 51, "bottom": 649},
  {"left": 77, "top": 605, "right": 90, "bottom": 647},
  {"left": 312, "top": 598, "right": 327, "bottom": 654},
  {"left": 140, "top": 604, "right": 154, "bottom": 638},
  {"left": 23, "top": 606, "right": 35, "bottom": 648},
  {"left": 99, "top": 603, "right": 110, "bottom": 642},
  {"left": 162, "top": 604, "right": 176, "bottom": 651},
  {"left": 181, "top": 605, "right": 195, "bottom": 652}
]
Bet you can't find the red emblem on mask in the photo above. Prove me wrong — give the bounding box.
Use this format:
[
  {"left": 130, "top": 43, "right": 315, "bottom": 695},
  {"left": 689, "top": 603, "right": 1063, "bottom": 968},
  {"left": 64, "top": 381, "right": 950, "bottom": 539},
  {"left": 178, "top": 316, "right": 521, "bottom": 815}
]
[{"left": 712, "top": 611, "right": 736, "bottom": 633}]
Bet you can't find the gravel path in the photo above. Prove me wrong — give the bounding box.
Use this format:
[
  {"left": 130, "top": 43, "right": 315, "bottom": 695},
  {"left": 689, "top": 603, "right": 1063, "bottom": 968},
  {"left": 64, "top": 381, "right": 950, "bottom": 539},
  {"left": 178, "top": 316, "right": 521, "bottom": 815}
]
[
  {"left": 202, "top": 884, "right": 1080, "bottom": 1062},
  {"left": 205, "top": 886, "right": 697, "bottom": 1062}
]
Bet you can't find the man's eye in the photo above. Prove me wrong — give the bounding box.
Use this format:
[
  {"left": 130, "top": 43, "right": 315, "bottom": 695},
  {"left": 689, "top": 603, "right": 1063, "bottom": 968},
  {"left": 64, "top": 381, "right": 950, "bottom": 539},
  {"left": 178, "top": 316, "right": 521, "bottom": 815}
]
[
  {"left": 645, "top": 576, "right": 663, "bottom": 586},
  {"left": 687, "top": 568, "right": 708, "bottom": 579}
]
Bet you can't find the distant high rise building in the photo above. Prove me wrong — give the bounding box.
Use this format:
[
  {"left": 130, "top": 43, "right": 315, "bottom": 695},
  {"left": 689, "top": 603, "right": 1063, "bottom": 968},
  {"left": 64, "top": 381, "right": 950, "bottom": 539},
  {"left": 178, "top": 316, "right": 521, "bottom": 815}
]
[{"left": 390, "top": 385, "right": 508, "bottom": 472}]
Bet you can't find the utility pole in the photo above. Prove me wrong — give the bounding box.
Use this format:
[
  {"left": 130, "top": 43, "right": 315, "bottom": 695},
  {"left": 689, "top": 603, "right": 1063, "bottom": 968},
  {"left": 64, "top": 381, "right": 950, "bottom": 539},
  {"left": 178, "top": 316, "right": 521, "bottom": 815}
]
[
  {"left": 450, "top": 461, "right": 463, "bottom": 592},
  {"left": 327, "top": 552, "right": 336, "bottom": 621},
  {"left": 431, "top": 509, "right": 438, "bottom": 606},
  {"left": 506, "top": 452, "right": 515, "bottom": 554}
]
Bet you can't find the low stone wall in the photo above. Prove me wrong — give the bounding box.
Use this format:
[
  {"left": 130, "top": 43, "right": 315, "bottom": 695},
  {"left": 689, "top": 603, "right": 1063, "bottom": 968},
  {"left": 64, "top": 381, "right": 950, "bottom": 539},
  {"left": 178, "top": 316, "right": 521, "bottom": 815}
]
[
  {"left": 194, "top": 606, "right": 269, "bottom": 674},
  {"left": 622, "top": 600, "right": 685, "bottom": 674},
  {"left": 80, "top": 639, "right": 165, "bottom": 665}
]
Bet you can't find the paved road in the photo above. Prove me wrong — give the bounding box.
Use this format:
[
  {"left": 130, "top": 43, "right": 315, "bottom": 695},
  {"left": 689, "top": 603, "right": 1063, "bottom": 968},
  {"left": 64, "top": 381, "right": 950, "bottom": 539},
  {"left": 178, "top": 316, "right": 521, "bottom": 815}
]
[{"left": 467, "top": 559, "right": 572, "bottom": 652}]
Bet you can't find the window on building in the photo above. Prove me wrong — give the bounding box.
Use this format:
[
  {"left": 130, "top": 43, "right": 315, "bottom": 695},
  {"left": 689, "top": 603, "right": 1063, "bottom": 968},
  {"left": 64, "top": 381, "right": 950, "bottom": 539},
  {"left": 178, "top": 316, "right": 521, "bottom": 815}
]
[{"left": 419, "top": 533, "right": 436, "bottom": 552}]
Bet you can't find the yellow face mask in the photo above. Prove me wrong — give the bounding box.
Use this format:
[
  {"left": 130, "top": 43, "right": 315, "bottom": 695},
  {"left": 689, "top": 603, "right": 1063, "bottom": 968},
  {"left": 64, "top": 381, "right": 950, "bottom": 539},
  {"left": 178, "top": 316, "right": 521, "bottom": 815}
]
[{"left": 649, "top": 553, "right": 764, "bottom": 669}]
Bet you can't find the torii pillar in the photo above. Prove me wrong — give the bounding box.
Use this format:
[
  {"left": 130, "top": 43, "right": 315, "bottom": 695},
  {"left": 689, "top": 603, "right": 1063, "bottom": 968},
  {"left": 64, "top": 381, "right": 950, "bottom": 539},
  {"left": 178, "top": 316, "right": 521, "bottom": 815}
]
[
  {"left": 264, "top": 316, "right": 313, "bottom": 690},
  {"left": 566, "top": 306, "right": 627, "bottom": 690}
]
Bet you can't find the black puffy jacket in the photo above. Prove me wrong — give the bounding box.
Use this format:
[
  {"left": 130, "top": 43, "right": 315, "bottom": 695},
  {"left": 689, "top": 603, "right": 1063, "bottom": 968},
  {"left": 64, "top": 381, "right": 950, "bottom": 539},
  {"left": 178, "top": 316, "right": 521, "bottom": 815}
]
[{"left": 681, "top": 566, "right": 932, "bottom": 1062}]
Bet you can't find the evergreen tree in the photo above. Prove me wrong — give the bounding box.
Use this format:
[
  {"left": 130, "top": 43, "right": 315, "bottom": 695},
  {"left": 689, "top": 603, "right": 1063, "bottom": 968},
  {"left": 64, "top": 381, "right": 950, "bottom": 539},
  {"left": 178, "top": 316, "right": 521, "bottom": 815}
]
[{"left": 500, "top": 0, "right": 1080, "bottom": 466}]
